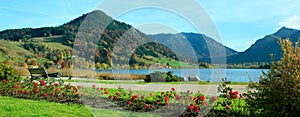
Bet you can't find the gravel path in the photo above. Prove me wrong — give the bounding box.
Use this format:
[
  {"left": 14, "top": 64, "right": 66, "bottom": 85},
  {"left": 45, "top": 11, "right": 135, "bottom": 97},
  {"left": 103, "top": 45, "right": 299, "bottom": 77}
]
[{"left": 68, "top": 82, "right": 248, "bottom": 96}]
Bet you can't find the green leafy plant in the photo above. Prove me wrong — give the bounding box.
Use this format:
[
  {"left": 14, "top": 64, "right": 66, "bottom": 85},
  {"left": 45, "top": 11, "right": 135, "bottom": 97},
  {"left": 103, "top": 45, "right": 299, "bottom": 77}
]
[
  {"left": 246, "top": 39, "right": 300, "bottom": 116},
  {"left": 0, "top": 63, "right": 22, "bottom": 81}
]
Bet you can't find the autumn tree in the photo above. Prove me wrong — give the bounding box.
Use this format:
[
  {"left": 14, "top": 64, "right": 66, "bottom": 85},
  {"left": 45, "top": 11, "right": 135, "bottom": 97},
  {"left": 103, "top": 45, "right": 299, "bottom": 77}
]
[{"left": 246, "top": 39, "right": 300, "bottom": 116}]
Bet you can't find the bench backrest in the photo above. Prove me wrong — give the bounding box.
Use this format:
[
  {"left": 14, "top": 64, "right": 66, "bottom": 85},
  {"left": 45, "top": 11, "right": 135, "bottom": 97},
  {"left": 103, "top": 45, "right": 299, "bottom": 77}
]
[{"left": 28, "top": 68, "right": 48, "bottom": 78}]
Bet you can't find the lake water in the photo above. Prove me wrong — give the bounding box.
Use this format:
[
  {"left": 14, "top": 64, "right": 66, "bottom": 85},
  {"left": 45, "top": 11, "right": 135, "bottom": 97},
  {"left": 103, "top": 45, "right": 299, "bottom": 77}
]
[{"left": 97, "top": 69, "right": 268, "bottom": 82}]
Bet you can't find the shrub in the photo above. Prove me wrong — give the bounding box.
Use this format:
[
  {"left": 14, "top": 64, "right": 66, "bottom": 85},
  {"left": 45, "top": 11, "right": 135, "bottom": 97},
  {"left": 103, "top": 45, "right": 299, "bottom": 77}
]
[
  {"left": 246, "top": 39, "right": 300, "bottom": 116},
  {"left": 144, "top": 71, "right": 180, "bottom": 82},
  {"left": 0, "top": 63, "right": 22, "bottom": 81}
]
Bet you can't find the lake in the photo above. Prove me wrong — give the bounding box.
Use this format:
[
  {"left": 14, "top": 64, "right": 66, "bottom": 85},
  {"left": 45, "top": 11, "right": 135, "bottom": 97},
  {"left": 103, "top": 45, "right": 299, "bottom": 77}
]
[{"left": 97, "top": 69, "right": 268, "bottom": 82}]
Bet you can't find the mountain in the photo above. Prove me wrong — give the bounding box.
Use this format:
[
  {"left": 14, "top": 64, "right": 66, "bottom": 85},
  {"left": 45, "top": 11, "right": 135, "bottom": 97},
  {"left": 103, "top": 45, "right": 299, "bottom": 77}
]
[
  {"left": 0, "top": 10, "right": 181, "bottom": 69},
  {"left": 150, "top": 33, "right": 237, "bottom": 63},
  {"left": 227, "top": 27, "right": 300, "bottom": 63}
]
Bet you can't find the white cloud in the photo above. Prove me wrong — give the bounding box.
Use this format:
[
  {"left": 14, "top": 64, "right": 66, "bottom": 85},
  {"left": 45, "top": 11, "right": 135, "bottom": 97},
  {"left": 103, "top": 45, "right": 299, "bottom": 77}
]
[{"left": 278, "top": 15, "right": 300, "bottom": 29}]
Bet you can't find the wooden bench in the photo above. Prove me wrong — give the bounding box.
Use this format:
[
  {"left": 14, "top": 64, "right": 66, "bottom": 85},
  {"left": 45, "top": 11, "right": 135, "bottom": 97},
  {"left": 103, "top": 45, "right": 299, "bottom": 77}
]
[{"left": 28, "top": 68, "right": 62, "bottom": 80}]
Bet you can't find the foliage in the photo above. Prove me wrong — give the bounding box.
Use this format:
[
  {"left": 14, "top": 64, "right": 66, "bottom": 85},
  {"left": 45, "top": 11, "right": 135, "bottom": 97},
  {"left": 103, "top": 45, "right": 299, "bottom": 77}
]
[
  {"left": 246, "top": 39, "right": 300, "bottom": 116},
  {"left": 144, "top": 71, "right": 181, "bottom": 82},
  {"left": 0, "top": 63, "right": 22, "bottom": 81}
]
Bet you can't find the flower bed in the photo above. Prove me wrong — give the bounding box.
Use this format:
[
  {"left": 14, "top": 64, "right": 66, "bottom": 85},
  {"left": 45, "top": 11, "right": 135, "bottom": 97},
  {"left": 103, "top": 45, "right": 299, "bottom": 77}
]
[{"left": 0, "top": 77, "right": 249, "bottom": 116}]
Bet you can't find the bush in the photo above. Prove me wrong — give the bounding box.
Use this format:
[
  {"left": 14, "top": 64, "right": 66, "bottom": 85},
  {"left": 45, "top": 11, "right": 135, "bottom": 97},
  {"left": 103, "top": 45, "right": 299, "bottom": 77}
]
[
  {"left": 0, "top": 63, "right": 22, "bottom": 82},
  {"left": 246, "top": 39, "right": 300, "bottom": 116},
  {"left": 144, "top": 71, "right": 180, "bottom": 82}
]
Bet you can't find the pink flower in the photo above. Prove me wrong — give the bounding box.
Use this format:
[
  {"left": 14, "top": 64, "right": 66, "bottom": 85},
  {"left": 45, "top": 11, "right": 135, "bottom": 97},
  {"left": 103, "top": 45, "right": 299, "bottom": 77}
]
[
  {"left": 212, "top": 96, "right": 217, "bottom": 101},
  {"left": 44, "top": 93, "right": 48, "bottom": 97},
  {"left": 92, "top": 84, "right": 96, "bottom": 89},
  {"left": 187, "top": 89, "right": 191, "bottom": 93},
  {"left": 202, "top": 101, "right": 207, "bottom": 106},
  {"left": 149, "top": 93, "right": 153, "bottom": 96},
  {"left": 3, "top": 79, "right": 7, "bottom": 83},
  {"left": 77, "top": 85, "right": 83, "bottom": 89},
  {"left": 127, "top": 101, "right": 132, "bottom": 105}
]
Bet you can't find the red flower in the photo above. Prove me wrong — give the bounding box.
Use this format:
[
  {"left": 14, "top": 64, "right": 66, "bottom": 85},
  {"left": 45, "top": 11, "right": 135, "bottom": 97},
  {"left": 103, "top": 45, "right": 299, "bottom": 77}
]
[
  {"left": 61, "top": 92, "right": 65, "bottom": 95},
  {"left": 226, "top": 105, "right": 231, "bottom": 109},
  {"left": 17, "top": 82, "right": 20, "bottom": 86},
  {"left": 156, "top": 101, "right": 160, "bottom": 105},
  {"left": 34, "top": 88, "right": 40, "bottom": 93},
  {"left": 25, "top": 90, "right": 29, "bottom": 93},
  {"left": 92, "top": 84, "right": 96, "bottom": 89},
  {"left": 193, "top": 96, "right": 197, "bottom": 100},
  {"left": 114, "top": 96, "right": 118, "bottom": 101},
  {"left": 171, "top": 87, "right": 175, "bottom": 91},
  {"left": 109, "top": 95, "right": 113, "bottom": 99},
  {"left": 141, "top": 95, "right": 145, "bottom": 99},
  {"left": 3, "top": 79, "right": 7, "bottom": 83},
  {"left": 55, "top": 83, "right": 60, "bottom": 87},
  {"left": 104, "top": 91, "right": 108, "bottom": 94},
  {"left": 13, "top": 86, "right": 18, "bottom": 90},
  {"left": 212, "top": 96, "right": 217, "bottom": 101},
  {"left": 225, "top": 94, "right": 229, "bottom": 98},
  {"left": 33, "top": 82, "right": 38, "bottom": 86},
  {"left": 165, "top": 96, "right": 169, "bottom": 103},
  {"left": 199, "top": 95, "right": 205, "bottom": 101},
  {"left": 39, "top": 80, "right": 46, "bottom": 86},
  {"left": 44, "top": 93, "right": 48, "bottom": 97},
  {"left": 116, "top": 92, "right": 120, "bottom": 95},
  {"left": 127, "top": 101, "right": 132, "bottom": 105},
  {"left": 21, "top": 90, "right": 25, "bottom": 94},
  {"left": 240, "top": 94, "right": 243, "bottom": 98},
  {"left": 149, "top": 93, "right": 153, "bottom": 96},
  {"left": 161, "top": 92, "right": 165, "bottom": 95},
  {"left": 55, "top": 88, "right": 59, "bottom": 93},
  {"left": 189, "top": 104, "right": 194, "bottom": 111},
  {"left": 194, "top": 106, "right": 199, "bottom": 112},
  {"left": 145, "top": 104, "right": 150, "bottom": 109}
]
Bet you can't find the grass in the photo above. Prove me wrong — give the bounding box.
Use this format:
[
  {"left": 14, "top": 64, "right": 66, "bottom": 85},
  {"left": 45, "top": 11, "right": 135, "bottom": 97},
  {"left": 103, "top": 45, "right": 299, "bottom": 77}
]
[
  {"left": 0, "top": 96, "right": 161, "bottom": 117},
  {"left": 0, "top": 40, "right": 34, "bottom": 59}
]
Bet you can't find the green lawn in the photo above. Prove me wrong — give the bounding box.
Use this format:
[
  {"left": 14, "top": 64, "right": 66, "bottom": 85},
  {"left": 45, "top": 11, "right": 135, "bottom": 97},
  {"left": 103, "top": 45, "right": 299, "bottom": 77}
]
[{"left": 0, "top": 96, "right": 160, "bottom": 117}]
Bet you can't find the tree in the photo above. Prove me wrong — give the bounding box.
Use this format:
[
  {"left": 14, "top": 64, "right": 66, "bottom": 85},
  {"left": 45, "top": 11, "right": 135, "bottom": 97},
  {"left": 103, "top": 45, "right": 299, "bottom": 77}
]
[{"left": 246, "top": 39, "right": 300, "bottom": 116}]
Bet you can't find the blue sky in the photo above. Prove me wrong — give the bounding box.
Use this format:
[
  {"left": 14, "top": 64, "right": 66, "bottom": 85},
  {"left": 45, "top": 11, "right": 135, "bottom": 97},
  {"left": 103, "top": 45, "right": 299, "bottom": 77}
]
[{"left": 1, "top": 0, "right": 300, "bottom": 52}]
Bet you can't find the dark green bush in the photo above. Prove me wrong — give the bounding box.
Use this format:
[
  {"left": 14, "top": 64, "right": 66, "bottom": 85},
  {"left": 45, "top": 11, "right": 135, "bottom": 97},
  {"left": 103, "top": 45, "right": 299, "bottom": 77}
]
[
  {"left": 144, "top": 71, "right": 180, "bottom": 82},
  {"left": 0, "top": 63, "right": 22, "bottom": 82},
  {"left": 246, "top": 39, "right": 300, "bottom": 116}
]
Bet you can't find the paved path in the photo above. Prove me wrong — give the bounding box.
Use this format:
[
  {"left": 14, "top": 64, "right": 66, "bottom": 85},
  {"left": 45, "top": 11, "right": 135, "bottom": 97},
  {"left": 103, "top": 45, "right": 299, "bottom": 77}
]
[{"left": 68, "top": 82, "right": 248, "bottom": 96}]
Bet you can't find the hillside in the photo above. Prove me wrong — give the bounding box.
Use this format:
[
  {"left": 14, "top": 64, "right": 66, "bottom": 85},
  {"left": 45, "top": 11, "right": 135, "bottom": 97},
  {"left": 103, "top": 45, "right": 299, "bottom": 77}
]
[
  {"left": 0, "top": 10, "right": 186, "bottom": 69},
  {"left": 227, "top": 27, "right": 300, "bottom": 63},
  {"left": 150, "top": 33, "right": 237, "bottom": 63}
]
